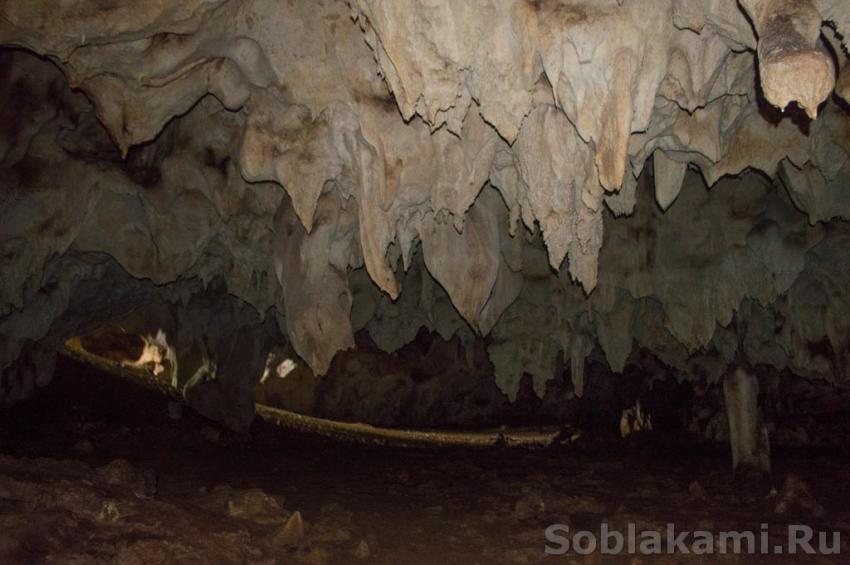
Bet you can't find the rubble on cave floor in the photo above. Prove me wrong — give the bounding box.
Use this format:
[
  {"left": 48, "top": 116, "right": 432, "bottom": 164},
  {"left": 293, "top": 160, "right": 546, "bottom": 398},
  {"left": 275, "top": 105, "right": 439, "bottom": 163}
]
[{"left": 0, "top": 358, "right": 847, "bottom": 564}]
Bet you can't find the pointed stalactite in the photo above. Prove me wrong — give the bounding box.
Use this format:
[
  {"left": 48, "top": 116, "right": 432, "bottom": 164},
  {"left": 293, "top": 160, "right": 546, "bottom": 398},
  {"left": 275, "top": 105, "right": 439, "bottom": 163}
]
[
  {"left": 595, "top": 54, "right": 635, "bottom": 192},
  {"left": 653, "top": 150, "right": 687, "bottom": 211},
  {"left": 273, "top": 194, "right": 357, "bottom": 375},
  {"left": 354, "top": 140, "right": 402, "bottom": 300},
  {"left": 420, "top": 190, "right": 502, "bottom": 332},
  {"left": 241, "top": 101, "right": 339, "bottom": 234}
]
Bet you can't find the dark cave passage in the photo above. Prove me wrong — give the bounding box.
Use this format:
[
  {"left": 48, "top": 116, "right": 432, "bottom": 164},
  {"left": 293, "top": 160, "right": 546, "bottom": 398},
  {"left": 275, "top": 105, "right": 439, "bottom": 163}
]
[{"left": 0, "top": 356, "right": 848, "bottom": 563}]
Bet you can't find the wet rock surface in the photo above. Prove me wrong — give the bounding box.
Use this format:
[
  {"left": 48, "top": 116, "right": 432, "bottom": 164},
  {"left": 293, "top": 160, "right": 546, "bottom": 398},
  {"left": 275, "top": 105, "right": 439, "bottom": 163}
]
[{"left": 0, "top": 358, "right": 847, "bottom": 563}]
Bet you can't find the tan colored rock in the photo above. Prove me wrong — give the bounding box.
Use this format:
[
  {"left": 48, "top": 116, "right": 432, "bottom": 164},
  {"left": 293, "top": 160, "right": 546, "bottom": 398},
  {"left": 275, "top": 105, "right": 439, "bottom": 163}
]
[
  {"left": 653, "top": 150, "right": 688, "bottom": 211},
  {"left": 1, "top": 0, "right": 850, "bottom": 406},
  {"left": 740, "top": 0, "right": 835, "bottom": 117}
]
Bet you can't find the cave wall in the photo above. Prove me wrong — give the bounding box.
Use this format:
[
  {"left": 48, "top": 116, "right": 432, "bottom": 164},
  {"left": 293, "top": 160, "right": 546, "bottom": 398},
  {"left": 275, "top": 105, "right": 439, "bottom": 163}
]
[{"left": 1, "top": 0, "right": 849, "bottom": 417}]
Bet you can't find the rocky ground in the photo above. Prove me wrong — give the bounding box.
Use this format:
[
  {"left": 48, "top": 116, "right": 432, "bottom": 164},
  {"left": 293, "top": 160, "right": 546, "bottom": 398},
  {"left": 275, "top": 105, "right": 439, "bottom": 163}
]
[{"left": 0, "top": 357, "right": 848, "bottom": 564}]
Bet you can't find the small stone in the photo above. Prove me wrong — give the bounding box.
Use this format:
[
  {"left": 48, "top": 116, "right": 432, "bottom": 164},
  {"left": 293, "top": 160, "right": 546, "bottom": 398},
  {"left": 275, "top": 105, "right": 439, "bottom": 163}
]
[
  {"left": 97, "top": 459, "right": 158, "bottom": 499},
  {"left": 74, "top": 439, "right": 94, "bottom": 455},
  {"left": 98, "top": 459, "right": 136, "bottom": 485},
  {"left": 353, "top": 540, "right": 370, "bottom": 559},
  {"left": 97, "top": 500, "right": 122, "bottom": 523},
  {"left": 267, "top": 511, "right": 304, "bottom": 549},
  {"left": 774, "top": 475, "right": 825, "bottom": 518},
  {"left": 225, "top": 488, "right": 285, "bottom": 524}
]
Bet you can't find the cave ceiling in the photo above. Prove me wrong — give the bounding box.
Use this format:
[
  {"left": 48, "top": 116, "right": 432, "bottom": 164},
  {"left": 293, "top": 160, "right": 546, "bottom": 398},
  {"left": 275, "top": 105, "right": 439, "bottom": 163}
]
[{"left": 1, "top": 0, "right": 849, "bottom": 406}]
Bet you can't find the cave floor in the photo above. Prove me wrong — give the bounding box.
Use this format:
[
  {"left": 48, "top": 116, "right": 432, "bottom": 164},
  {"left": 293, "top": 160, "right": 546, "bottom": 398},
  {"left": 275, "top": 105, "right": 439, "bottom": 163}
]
[{"left": 0, "top": 358, "right": 847, "bottom": 564}]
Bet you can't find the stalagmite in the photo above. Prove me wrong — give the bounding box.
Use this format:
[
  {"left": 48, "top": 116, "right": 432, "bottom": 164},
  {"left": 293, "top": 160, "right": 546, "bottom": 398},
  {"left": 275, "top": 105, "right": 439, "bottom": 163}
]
[
  {"left": 569, "top": 316, "right": 594, "bottom": 399},
  {"left": 723, "top": 364, "right": 772, "bottom": 477}
]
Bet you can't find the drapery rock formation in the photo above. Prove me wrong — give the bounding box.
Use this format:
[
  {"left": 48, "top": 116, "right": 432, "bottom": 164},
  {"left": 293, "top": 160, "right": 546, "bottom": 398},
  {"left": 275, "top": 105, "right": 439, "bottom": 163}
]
[{"left": 1, "top": 0, "right": 849, "bottom": 426}]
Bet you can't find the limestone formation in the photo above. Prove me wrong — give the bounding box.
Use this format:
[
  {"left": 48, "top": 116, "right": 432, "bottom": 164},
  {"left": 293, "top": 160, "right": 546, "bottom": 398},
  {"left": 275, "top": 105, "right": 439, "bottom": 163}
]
[
  {"left": 723, "top": 365, "right": 772, "bottom": 476},
  {"left": 0, "top": 0, "right": 849, "bottom": 441}
]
